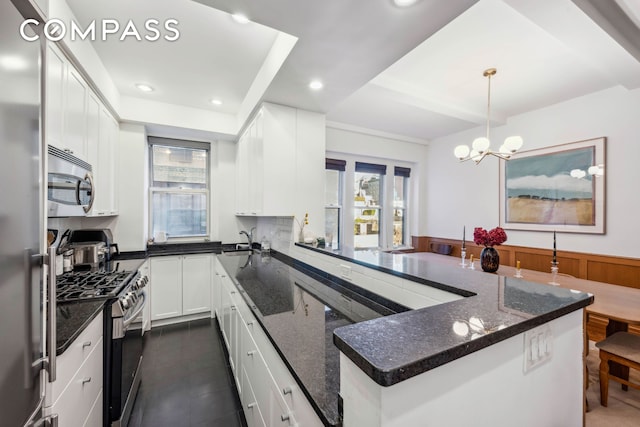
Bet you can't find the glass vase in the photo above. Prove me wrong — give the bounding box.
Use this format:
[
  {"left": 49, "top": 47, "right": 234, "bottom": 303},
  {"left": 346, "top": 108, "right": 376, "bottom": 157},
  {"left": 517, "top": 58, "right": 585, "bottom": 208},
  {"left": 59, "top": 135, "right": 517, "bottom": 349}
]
[{"left": 480, "top": 247, "right": 500, "bottom": 273}]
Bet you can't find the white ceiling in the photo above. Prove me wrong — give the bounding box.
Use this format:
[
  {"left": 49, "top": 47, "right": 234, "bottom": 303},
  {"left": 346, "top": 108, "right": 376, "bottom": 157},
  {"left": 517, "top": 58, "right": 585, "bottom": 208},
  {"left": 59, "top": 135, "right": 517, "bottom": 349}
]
[{"left": 65, "top": 0, "right": 640, "bottom": 142}]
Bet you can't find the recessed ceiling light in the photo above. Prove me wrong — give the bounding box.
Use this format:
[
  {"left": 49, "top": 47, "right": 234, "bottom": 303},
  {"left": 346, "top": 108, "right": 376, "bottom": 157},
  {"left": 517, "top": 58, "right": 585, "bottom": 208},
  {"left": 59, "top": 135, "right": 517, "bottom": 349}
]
[
  {"left": 135, "top": 83, "right": 154, "bottom": 92},
  {"left": 231, "top": 13, "right": 250, "bottom": 24},
  {"left": 210, "top": 99, "right": 223, "bottom": 106},
  {"left": 309, "top": 80, "right": 323, "bottom": 90},
  {"left": 393, "top": 0, "right": 419, "bottom": 7}
]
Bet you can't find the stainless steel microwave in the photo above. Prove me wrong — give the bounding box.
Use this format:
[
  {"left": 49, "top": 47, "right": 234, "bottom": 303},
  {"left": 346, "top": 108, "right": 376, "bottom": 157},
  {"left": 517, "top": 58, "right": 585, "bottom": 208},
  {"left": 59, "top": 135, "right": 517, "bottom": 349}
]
[{"left": 47, "top": 145, "right": 95, "bottom": 217}]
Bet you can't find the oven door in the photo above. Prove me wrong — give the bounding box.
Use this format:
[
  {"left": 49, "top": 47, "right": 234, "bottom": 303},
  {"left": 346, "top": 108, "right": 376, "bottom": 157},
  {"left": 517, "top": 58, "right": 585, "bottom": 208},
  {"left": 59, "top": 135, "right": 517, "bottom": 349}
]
[{"left": 110, "top": 291, "right": 146, "bottom": 426}]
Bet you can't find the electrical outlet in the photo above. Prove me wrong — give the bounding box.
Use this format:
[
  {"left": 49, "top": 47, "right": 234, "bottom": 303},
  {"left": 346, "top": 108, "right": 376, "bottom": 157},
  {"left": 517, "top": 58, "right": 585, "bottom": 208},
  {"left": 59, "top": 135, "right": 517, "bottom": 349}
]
[
  {"left": 340, "top": 264, "right": 352, "bottom": 279},
  {"left": 523, "top": 325, "right": 553, "bottom": 373}
]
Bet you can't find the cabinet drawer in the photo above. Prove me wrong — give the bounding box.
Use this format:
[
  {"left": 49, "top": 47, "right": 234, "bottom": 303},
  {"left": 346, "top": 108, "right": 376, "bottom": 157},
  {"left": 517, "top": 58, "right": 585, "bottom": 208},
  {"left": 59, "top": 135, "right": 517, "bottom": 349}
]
[
  {"left": 83, "top": 388, "right": 103, "bottom": 427},
  {"left": 50, "top": 314, "right": 103, "bottom": 403},
  {"left": 241, "top": 365, "right": 267, "bottom": 427},
  {"left": 50, "top": 335, "right": 104, "bottom": 427}
]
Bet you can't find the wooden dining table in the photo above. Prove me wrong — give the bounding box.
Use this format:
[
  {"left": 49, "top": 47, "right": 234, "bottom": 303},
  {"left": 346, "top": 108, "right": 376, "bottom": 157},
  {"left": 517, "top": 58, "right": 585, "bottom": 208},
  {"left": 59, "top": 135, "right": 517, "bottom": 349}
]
[{"left": 403, "top": 252, "right": 640, "bottom": 334}]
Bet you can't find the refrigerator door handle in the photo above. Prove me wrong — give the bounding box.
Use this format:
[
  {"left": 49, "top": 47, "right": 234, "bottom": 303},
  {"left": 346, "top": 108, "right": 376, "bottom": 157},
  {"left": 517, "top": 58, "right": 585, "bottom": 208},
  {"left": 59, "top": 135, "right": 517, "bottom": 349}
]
[
  {"left": 46, "top": 247, "right": 57, "bottom": 382},
  {"left": 24, "top": 249, "right": 36, "bottom": 387}
]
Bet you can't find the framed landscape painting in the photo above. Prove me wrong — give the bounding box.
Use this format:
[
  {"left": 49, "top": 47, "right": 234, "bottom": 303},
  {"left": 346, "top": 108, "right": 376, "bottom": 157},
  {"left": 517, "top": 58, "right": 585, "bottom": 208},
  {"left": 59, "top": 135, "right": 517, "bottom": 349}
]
[{"left": 499, "top": 137, "right": 606, "bottom": 234}]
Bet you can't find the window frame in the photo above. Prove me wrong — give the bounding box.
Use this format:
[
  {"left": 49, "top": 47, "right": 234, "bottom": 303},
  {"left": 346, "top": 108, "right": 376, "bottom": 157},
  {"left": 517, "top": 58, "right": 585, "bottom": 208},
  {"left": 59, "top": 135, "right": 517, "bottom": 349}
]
[
  {"left": 393, "top": 166, "right": 411, "bottom": 248},
  {"left": 325, "top": 158, "right": 345, "bottom": 249},
  {"left": 327, "top": 154, "right": 412, "bottom": 251},
  {"left": 148, "top": 137, "right": 211, "bottom": 241},
  {"left": 354, "top": 162, "right": 386, "bottom": 250}
]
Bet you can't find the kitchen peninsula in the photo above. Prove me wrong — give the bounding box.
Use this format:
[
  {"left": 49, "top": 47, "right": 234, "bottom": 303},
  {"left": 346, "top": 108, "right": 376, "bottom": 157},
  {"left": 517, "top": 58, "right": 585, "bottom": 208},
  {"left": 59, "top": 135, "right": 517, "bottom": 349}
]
[{"left": 292, "top": 244, "right": 593, "bottom": 427}]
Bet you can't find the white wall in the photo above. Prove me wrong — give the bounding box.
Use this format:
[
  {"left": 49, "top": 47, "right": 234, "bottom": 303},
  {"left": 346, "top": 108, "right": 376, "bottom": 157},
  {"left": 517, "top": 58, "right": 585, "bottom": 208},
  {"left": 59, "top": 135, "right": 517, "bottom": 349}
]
[
  {"left": 426, "top": 86, "right": 640, "bottom": 258},
  {"left": 111, "top": 123, "right": 147, "bottom": 251},
  {"left": 214, "top": 139, "right": 255, "bottom": 244},
  {"left": 325, "top": 126, "right": 429, "bottom": 242},
  {"left": 109, "top": 125, "right": 244, "bottom": 249}
]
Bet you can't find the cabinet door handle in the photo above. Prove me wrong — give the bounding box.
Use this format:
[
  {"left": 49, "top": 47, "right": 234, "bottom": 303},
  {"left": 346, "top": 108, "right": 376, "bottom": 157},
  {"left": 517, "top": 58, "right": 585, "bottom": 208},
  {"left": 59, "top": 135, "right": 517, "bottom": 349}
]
[
  {"left": 247, "top": 402, "right": 256, "bottom": 409},
  {"left": 81, "top": 377, "right": 92, "bottom": 385},
  {"left": 281, "top": 413, "right": 291, "bottom": 422},
  {"left": 282, "top": 386, "right": 292, "bottom": 395},
  {"left": 230, "top": 290, "right": 236, "bottom": 294},
  {"left": 247, "top": 321, "right": 254, "bottom": 326},
  {"left": 247, "top": 350, "right": 256, "bottom": 356},
  {"left": 82, "top": 341, "right": 92, "bottom": 348},
  {"left": 231, "top": 306, "right": 236, "bottom": 311}
]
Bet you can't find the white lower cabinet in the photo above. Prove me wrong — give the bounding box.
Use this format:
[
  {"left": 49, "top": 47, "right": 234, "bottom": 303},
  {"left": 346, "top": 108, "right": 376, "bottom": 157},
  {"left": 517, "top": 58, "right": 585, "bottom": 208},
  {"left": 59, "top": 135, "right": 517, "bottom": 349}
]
[
  {"left": 150, "top": 254, "right": 212, "bottom": 322},
  {"left": 212, "top": 257, "right": 226, "bottom": 318},
  {"left": 183, "top": 255, "right": 213, "bottom": 315},
  {"left": 242, "top": 365, "right": 267, "bottom": 427},
  {"left": 45, "top": 314, "right": 103, "bottom": 427},
  {"left": 83, "top": 389, "right": 103, "bottom": 427},
  {"left": 218, "top": 260, "right": 321, "bottom": 427}
]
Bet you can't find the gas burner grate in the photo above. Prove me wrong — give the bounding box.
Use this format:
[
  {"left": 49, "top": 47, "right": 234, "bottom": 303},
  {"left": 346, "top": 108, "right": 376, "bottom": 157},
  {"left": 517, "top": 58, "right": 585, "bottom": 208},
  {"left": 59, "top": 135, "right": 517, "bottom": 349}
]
[{"left": 57, "top": 270, "right": 132, "bottom": 302}]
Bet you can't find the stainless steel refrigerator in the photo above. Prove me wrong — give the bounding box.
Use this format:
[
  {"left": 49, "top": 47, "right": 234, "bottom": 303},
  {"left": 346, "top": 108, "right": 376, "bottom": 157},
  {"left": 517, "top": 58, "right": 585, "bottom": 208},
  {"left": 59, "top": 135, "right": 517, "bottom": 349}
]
[{"left": 1, "top": 1, "right": 56, "bottom": 425}]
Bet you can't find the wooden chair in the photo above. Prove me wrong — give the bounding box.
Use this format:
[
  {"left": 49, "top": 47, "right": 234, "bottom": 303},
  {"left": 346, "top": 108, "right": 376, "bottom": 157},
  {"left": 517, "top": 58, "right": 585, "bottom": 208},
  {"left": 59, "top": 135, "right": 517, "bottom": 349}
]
[
  {"left": 595, "top": 331, "right": 640, "bottom": 406},
  {"left": 429, "top": 242, "right": 452, "bottom": 255}
]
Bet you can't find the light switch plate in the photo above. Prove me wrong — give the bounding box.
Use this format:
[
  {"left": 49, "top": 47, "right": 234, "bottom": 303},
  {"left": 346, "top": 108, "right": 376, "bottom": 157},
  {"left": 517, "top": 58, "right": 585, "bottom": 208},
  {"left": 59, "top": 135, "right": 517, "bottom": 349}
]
[
  {"left": 340, "top": 264, "right": 352, "bottom": 279},
  {"left": 523, "top": 324, "right": 553, "bottom": 373}
]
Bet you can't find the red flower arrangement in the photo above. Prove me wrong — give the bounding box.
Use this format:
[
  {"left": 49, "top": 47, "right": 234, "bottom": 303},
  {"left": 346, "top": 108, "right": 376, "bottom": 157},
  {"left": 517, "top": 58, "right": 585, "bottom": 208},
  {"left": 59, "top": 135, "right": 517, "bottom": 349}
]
[{"left": 473, "top": 227, "right": 507, "bottom": 247}]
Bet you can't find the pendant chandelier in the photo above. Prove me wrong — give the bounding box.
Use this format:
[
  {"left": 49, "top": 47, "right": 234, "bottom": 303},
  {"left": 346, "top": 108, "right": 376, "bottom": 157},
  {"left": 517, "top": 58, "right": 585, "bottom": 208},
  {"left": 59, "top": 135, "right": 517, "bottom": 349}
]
[{"left": 454, "top": 68, "right": 523, "bottom": 164}]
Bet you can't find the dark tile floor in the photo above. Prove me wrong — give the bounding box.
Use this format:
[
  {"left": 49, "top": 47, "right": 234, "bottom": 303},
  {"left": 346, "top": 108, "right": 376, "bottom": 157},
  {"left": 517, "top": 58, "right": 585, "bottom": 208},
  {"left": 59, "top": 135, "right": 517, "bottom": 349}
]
[{"left": 127, "top": 318, "right": 247, "bottom": 427}]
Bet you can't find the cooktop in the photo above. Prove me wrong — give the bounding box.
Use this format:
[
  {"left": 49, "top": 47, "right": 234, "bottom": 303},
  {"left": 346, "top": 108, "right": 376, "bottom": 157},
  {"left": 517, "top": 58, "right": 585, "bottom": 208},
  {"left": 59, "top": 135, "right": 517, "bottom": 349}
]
[{"left": 56, "top": 270, "right": 133, "bottom": 303}]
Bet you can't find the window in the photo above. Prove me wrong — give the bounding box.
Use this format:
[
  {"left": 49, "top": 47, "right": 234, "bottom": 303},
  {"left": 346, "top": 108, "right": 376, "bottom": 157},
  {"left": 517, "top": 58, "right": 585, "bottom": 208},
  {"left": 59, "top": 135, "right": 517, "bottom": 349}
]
[
  {"left": 149, "top": 137, "right": 210, "bottom": 239},
  {"left": 325, "top": 158, "right": 345, "bottom": 249},
  {"left": 354, "top": 162, "right": 385, "bottom": 249},
  {"left": 393, "top": 167, "right": 410, "bottom": 247}
]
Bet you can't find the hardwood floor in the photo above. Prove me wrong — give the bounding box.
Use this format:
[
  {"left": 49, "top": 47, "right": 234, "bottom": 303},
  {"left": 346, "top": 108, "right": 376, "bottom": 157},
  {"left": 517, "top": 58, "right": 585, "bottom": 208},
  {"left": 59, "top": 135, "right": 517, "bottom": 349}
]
[
  {"left": 586, "top": 340, "right": 640, "bottom": 426},
  {"left": 127, "top": 318, "right": 247, "bottom": 427}
]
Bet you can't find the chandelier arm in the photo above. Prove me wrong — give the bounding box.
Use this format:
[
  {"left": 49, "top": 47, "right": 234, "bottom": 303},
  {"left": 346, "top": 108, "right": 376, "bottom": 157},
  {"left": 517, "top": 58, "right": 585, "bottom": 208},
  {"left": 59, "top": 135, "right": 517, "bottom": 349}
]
[
  {"left": 490, "top": 151, "right": 511, "bottom": 161},
  {"left": 473, "top": 151, "right": 489, "bottom": 164}
]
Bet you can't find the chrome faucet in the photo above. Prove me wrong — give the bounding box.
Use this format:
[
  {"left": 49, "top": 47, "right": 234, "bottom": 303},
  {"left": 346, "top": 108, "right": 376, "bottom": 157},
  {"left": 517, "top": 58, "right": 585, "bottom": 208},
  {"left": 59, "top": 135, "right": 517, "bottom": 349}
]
[{"left": 238, "top": 227, "right": 256, "bottom": 250}]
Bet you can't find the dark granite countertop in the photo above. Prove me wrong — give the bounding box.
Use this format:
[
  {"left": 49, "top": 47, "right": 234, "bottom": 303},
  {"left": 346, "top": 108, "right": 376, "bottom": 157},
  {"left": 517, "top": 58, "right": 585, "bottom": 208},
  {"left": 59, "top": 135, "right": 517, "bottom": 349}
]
[
  {"left": 55, "top": 258, "right": 145, "bottom": 355},
  {"left": 218, "top": 251, "right": 399, "bottom": 427},
  {"left": 295, "top": 244, "right": 593, "bottom": 386},
  {"left": 56, "top": 300, "right": 105, "bottom": 355}
]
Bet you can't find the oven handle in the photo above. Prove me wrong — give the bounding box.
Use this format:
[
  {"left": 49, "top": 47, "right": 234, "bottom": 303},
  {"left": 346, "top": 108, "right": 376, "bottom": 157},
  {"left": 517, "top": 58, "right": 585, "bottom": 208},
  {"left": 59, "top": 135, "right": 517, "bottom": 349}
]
[{"left": 122, "top": 291, "right": 146, "bottom": 330}]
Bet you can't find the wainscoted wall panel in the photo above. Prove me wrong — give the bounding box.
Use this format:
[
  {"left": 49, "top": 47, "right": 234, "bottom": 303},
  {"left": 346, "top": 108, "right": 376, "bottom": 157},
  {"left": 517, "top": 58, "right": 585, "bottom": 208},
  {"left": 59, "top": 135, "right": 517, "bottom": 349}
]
[
  {"left": 412, "top": 236, "right": 640, "bottom": 289},
  {"left": 587, "top": 261, "right": 640, "bottom": 289}
]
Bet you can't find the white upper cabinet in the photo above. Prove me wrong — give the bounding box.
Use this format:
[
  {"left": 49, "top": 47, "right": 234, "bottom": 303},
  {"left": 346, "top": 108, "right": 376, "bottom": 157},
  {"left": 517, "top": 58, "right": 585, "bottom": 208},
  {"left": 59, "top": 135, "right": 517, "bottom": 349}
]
[
  {"left": 45, "top": 43, "right": 120, "bottom": 216},
  {"left": 45, "top": 44, "right": 68, "bottom": 155},
  {"left": 89, "top": 106, "right": 119, "bottom": 216},
  {"left": 236, "top": 103, "right": 296, "bottom": 216},
  {"left": 46, "top": 44, "right": 88, "bottom": 161},
  {"left": 63, "top": 67, "right": 88, "bottom": 159}
]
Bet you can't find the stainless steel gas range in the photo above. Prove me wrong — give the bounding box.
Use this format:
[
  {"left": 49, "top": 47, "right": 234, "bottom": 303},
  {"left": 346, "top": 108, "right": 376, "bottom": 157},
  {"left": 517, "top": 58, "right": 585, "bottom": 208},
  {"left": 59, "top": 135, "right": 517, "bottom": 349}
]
[{"left": 56, "top": 261, "right": 148, "bottom": 427}]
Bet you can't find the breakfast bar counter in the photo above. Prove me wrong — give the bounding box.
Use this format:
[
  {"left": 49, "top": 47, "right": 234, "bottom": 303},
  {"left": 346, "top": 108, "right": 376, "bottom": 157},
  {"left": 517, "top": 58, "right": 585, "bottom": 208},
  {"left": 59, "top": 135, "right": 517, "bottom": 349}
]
[
  {"left": 290, "top": 244, "right": 595, "bottom": 426},
  {"left": 295, "top": 244, "right": 593, "bottom": 386}
]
